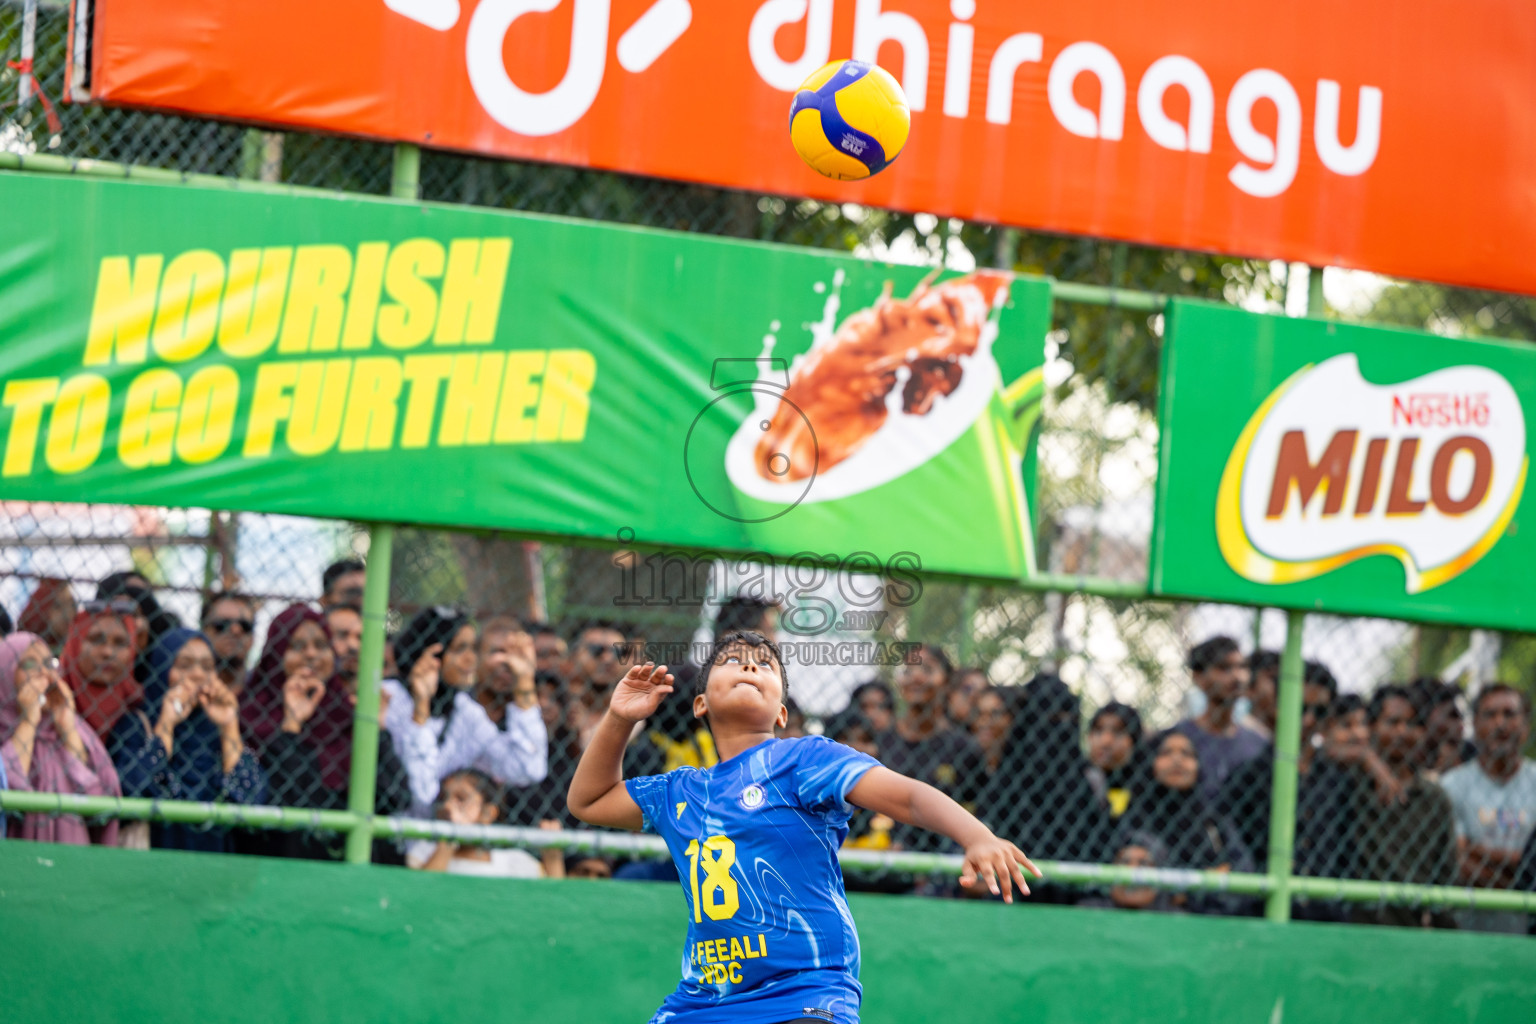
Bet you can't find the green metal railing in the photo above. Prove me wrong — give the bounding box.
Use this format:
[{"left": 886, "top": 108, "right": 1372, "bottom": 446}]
[
  {"left": 4, "top": 789, "right": 1535, "bottom": 913},
  {"left": 0, "top": 147, "right": 1530, "bottom": 923}
]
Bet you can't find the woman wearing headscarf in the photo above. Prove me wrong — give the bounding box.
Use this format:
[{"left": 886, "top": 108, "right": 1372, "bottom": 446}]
[
  {"left": 979, "top": 673, "right": 1112, "bottom": 868},
  {"left": 96, "top": 571, "right": 182, "bottom": 684},
  {"left": 108, "top": 628, "right": 268, "bottom": 852},
  {"left": 241, "top": 604, "right": 336, "bottom": 750},
  {"left": 16, "top": 578, "right": 77, "bottom": 654},
  {"left": 1118, "top": 729, "right": 1254, "bottom": 914},
  {"left": 970, "top": 686, "right": 1018, "bottom": 776},
  {"left": 59, "top": 600, "right": 141, "bottom": 737},
  {"left": 244, "top": 604, "right": 410, "bottom": 863},
  {"left": 1, "top": 632, "right": 123, "bottom": 844}
]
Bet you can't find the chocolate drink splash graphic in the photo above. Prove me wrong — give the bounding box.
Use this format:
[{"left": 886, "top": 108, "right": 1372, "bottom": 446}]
[{"left": 754, "top": 270, "right": 1011, "bottom": 482}]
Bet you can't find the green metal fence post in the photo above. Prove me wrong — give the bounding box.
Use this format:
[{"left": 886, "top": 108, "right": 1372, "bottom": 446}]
[
  {"left": 392, "top": 144, "right": 421, "bottom": 201},
  {"left": 344, "top": 524, "right": 395, "bottom": 865},
  {"left": 1307, "top": 265, "right": 1326, "bottom": 317},
  {"left": 1264, "top": 609, "right": 1306, "bottom": 921}
]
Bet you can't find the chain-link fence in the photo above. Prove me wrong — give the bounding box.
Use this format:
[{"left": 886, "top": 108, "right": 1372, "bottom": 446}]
[
  {"left": 4, "top": 0, "right": 1536, "bottom": 925},
  {"left": 5, "top": 506, "right": 1536, "bottom": 923}
]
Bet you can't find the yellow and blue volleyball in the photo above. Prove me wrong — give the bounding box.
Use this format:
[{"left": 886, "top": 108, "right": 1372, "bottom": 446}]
[{"left": 789, "top": 60, "right": 910, "bottom": 181}]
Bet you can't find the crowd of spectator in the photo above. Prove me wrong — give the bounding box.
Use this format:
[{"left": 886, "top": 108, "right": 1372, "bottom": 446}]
[{"left": 1, "top": 568, "right": 1534, "bottom": 932}]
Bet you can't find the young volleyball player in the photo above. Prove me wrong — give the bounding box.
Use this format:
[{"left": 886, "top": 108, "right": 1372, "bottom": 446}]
[{"left": 568, "top": 630, "right": 1040, "bottom": 1024}]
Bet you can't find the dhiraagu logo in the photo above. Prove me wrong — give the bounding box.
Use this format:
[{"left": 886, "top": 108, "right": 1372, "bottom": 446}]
[
  {"left": 1216, "top": 353, "right": 1529, "bottom": 593},
  {"left": 385, "top": 0, "right": 693, "bottom": 136}
]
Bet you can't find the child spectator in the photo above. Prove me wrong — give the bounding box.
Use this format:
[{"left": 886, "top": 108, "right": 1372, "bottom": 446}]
[
  {"left": 1078, "top": 832, "right": 1184, "bottom": 914},
  {"left": 826, "top": 709, "right": 895, "bottom": 856},
  {"left": 409, "top": 769, "right": 543, "bottom": 878},
  {"left": 564, "top": 853, "right": 614, "bottom": 878},
  {"left": 1, "top": 632, "right": 122, "bottom": 844}
]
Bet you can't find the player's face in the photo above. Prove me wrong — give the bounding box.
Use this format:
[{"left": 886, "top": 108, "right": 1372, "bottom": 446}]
[{"left": 697, "top": 642, "right": 786, "bottom": 731}]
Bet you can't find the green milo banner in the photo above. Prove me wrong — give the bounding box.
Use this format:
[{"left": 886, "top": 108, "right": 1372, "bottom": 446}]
[
  {"left": 1152, "top": 300, "right": 1534, "bottom": 629},
  {"left": 0, "top": 174, "right": 1049, "bottom": 580}
]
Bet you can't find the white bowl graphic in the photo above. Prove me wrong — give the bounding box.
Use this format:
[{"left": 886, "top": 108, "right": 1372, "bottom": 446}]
[{"left": 724, "top": 273, "right": 1007, "bottom": 505}]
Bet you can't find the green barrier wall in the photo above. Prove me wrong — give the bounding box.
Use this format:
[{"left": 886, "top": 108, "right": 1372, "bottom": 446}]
[{"left": 2, "top": 842, "right": 1532, "bottom": 1023}]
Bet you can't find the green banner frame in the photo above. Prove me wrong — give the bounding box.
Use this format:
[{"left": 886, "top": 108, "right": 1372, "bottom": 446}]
[
  {"left": 0, "top": 173, "right": 1051, "bottom": 582},
  {"left": 1151, "top": 300, "right": 1536, "bottom": 629}
]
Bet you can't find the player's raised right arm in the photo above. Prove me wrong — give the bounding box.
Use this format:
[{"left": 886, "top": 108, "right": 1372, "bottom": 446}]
[{"left": 567, "top": 662, "right": 674, "bottom": 831}]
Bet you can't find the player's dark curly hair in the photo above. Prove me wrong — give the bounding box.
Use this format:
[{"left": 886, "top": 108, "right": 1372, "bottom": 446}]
[{"left": 698, "top": 629, "right": 788, "bottom": 701}]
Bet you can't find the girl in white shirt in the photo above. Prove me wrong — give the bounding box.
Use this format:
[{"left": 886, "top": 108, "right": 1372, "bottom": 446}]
[{"left": 409, "top": 768, "right": 544, "bottom": 878}]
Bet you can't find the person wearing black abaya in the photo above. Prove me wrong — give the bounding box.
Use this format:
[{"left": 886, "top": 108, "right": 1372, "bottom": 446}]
[
  {"left": 1119, "top": 729, "right": 1254, "bottom": 915},
  {"left": 978, "top": 673, "right": 1112, "bottom": 871}
]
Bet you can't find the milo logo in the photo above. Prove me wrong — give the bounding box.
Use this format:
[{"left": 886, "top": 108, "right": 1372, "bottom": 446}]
[{"left": 1216, "top": 354, "right": 1529, "bottom": 593}]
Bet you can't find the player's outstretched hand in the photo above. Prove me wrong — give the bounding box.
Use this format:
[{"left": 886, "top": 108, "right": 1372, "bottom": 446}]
[
  {"left": 608, "top": 662, "right": 675, "bottom": 725},
  {"left": 960, "top": 835, "right": 1043, "bottom": 904}
]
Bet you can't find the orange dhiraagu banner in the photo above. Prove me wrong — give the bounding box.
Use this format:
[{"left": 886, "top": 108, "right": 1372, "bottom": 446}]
[{"left": 88, "top": 1, "right": 1536, "bottom": 295}]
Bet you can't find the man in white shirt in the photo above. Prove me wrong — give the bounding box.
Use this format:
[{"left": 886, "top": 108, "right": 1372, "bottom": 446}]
[
  {"left": 469, "top": 618, "right": 547, "bottom": 790},
  {"left": 1441, "top": 684, "right": 1536, "bottom": 933}
]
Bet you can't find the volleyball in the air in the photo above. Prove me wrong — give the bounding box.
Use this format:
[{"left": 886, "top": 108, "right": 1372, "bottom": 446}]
[{"left": 788, "top": 60, "right": 911, "bottom": 180}]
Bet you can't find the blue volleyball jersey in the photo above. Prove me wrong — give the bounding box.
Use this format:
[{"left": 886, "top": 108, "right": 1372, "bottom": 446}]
[{"left": 625, "top": 735, "right": 880, "bottom": 1024}]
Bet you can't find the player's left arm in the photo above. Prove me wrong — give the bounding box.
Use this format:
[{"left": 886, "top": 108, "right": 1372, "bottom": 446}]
[{"left": 847, "top": 766, "right": 1042, "bottom": 902}]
